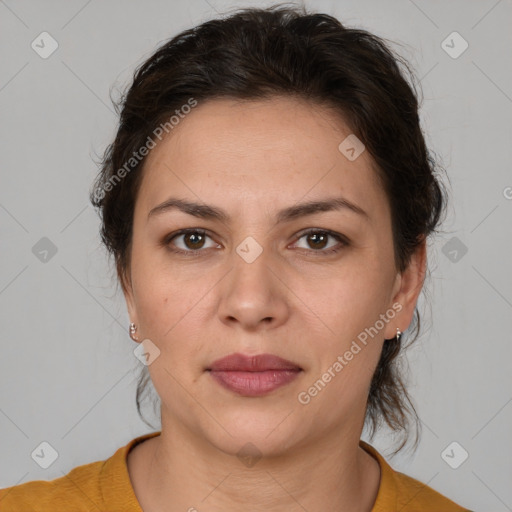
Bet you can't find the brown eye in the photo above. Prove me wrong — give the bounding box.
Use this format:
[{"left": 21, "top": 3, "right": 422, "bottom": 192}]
[
  {"left": 182, "top": 232, "right": 206, "bottom": 250},
  {"left": 293, "top": 229, "right": 348, "bottom": 255},
  {"left": 306, "top": 232, "right": 329, "bottom": 250},
  {"left": 165, "top": 229, "right": 218, "bottom": 255}
]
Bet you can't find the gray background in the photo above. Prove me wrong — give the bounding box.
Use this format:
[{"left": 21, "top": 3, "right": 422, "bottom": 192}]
[{"left": 1, "top": 1, "right": 511, "bottom": 510}]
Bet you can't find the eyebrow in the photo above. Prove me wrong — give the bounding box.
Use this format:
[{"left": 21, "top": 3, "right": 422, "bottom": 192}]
[{"left": 147, "top": 196, "right": 369, "bottom": 224}]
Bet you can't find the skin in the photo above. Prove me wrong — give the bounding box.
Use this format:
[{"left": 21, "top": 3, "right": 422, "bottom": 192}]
[{"left": 123, "top": 96, "right": 426, "bottom": 512}]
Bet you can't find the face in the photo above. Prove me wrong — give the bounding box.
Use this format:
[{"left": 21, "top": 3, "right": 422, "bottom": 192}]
[{"left": 123, "top": 96, "right": 425, "bottom": 456}]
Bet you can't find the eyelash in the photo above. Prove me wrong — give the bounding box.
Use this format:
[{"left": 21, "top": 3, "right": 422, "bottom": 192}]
[{"left": 163, "top": 228, "right": 349, "bottom": 257}]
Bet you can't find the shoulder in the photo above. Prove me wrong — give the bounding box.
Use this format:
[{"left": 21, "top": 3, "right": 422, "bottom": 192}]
[
  {"left": 0, "top": 432, "right": 159, "bottom": 512},
  {"left": 0, "top": 458, "right": 105, "bottom": 511},
  {"left": 359, "top": 440, "right": 474, "bottom": 512},
  {"left": 392, "top": 469, "right": 473, "bottom": 511}
]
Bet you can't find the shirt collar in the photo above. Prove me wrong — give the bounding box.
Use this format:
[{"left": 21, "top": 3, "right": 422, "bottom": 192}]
[
  {"left": 100, "top": 432, "right": 394, "bottom": 512},
  {"left": 100, "top": 430, "right": 162, "bottom": 511},
  {"left": 359, "top": 439, "right": 398, "bottom": 511}
]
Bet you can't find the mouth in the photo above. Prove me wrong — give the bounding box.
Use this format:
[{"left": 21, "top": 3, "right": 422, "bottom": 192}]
[
  {"left": 207, "top": 352, "right": 302, "bottom": 372},
  {"left": 206, "top": 353, "right": 303, "bottom": 397}
]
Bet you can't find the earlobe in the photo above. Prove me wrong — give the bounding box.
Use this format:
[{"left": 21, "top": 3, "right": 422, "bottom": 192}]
[
  {"left": 123, "top": 287, "right": 138, "bottom": 327},
  {"left": 125, "top": 292, "right": 141, "bottom": 343},
  {"left": 129, "top": 322, "right": 140, "bottom": 342},
  {"left": 384, "top": 239, "right": 427, "bottom": 340},
  {"left": 118, "top": 263, "right": 139, "bottom": 332}
]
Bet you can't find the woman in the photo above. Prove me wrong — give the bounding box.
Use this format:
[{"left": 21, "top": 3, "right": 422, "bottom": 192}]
[{"left": 0, "top": 4, "right": 473, "bottom": 511}]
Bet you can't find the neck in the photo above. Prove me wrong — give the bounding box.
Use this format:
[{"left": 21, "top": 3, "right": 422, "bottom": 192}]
[{"left": 130, "top": 418, "right": 381, "bottom": 512}]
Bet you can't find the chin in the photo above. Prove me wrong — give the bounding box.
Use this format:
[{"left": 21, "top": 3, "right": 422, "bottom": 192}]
[{"left": 202, "top": 408, "right": 304, "bottom": 460}]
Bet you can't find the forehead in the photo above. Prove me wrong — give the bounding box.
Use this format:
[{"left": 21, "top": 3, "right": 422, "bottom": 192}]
[{"left": 136, "top": 96, "right": 387, "bottom": 221}]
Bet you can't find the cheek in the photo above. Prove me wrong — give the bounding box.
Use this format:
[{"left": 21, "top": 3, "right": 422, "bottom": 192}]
[
  {"left": 136, "top": 277, "right": 196, "bottom": 340},
  {"left": 317, "top": 263, "right": 393, "bottom": 336},
  {"left": 302, "top": 269, "right": 393, "bottom": 394},
  {"left": 299, "top": 272, "right": 389, "bottom": 407},
  {"left": 130, "top": 250, "right": 216, "bottom": 351}
]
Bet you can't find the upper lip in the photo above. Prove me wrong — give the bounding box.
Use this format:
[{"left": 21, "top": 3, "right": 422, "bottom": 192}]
[{"left": 208, "top": 353, "right": 302, "bottom": 372}]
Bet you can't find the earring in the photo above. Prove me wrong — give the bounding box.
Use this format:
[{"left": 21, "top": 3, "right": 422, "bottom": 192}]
[
  {"left": 396, "top": 327, "right": 402, "bottom": 342},
  {"left": 129, "top": 322, "right": 139, "bottom": 342}
]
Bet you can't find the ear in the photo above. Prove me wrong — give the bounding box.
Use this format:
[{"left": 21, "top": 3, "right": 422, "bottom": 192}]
[
  {"left": 383, "top": 237, "right": 427, "bottom": 340},
  {"left": 118, "top": 259, "right": 138, "bottom": 327}
]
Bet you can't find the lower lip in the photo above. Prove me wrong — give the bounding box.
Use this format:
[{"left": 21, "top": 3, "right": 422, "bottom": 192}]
[{"left": 208, "top": 369, "right": 301, "bottom": 396}]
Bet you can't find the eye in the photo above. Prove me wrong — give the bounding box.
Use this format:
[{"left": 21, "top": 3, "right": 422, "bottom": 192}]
[
  {"left": 292, "top": 229, "right": 348, "bottom": 255},
  {"left": 163, "top": 228, "right": 349, "bottom": 257},
  {"left": 164, "top": 229, "right": 219, "bottom": 256}
]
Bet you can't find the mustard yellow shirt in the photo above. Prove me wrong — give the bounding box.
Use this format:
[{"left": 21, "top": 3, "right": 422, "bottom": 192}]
[{"left": 0, "top": 431, "right": 473, "bottom": 511}]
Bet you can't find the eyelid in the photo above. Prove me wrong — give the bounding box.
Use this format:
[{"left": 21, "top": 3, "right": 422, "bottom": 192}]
[
  {"left": 164, "top": 228, "right": 219, "bottom": 253},
  {"left": 290, "top": 228, "right": 349, "bottom": 253},
  {"left": 164, "top": 227, "right": 349, "bottom": 255},
  {"left": 293, "top": 228, "right": 349, "bottom": 244}
]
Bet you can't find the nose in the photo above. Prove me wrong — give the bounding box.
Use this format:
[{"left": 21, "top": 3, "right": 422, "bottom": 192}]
[{"left": 217, "top": 249, "right": 289, "bottom": 332}]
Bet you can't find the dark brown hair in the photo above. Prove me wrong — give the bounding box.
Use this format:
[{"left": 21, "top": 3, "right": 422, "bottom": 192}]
[{"left": 90, "top": 3, "right": 446, "bottom": 453}]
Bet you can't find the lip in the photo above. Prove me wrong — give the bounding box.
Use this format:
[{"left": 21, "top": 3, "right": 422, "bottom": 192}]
[
  {"left": 207, "top": 353, "right": 302, "bottom": 397},
  {"left": 208, "top": 353, "right": 302, "bottom": 372}
]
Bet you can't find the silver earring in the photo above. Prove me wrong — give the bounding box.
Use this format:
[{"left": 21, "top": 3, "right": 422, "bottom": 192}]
[
  {"left": 396, "top": 327, "right": 402, "bottom": 342},
  {"left": 129, "top": 322, "right": 139, "bottom": 342}
]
